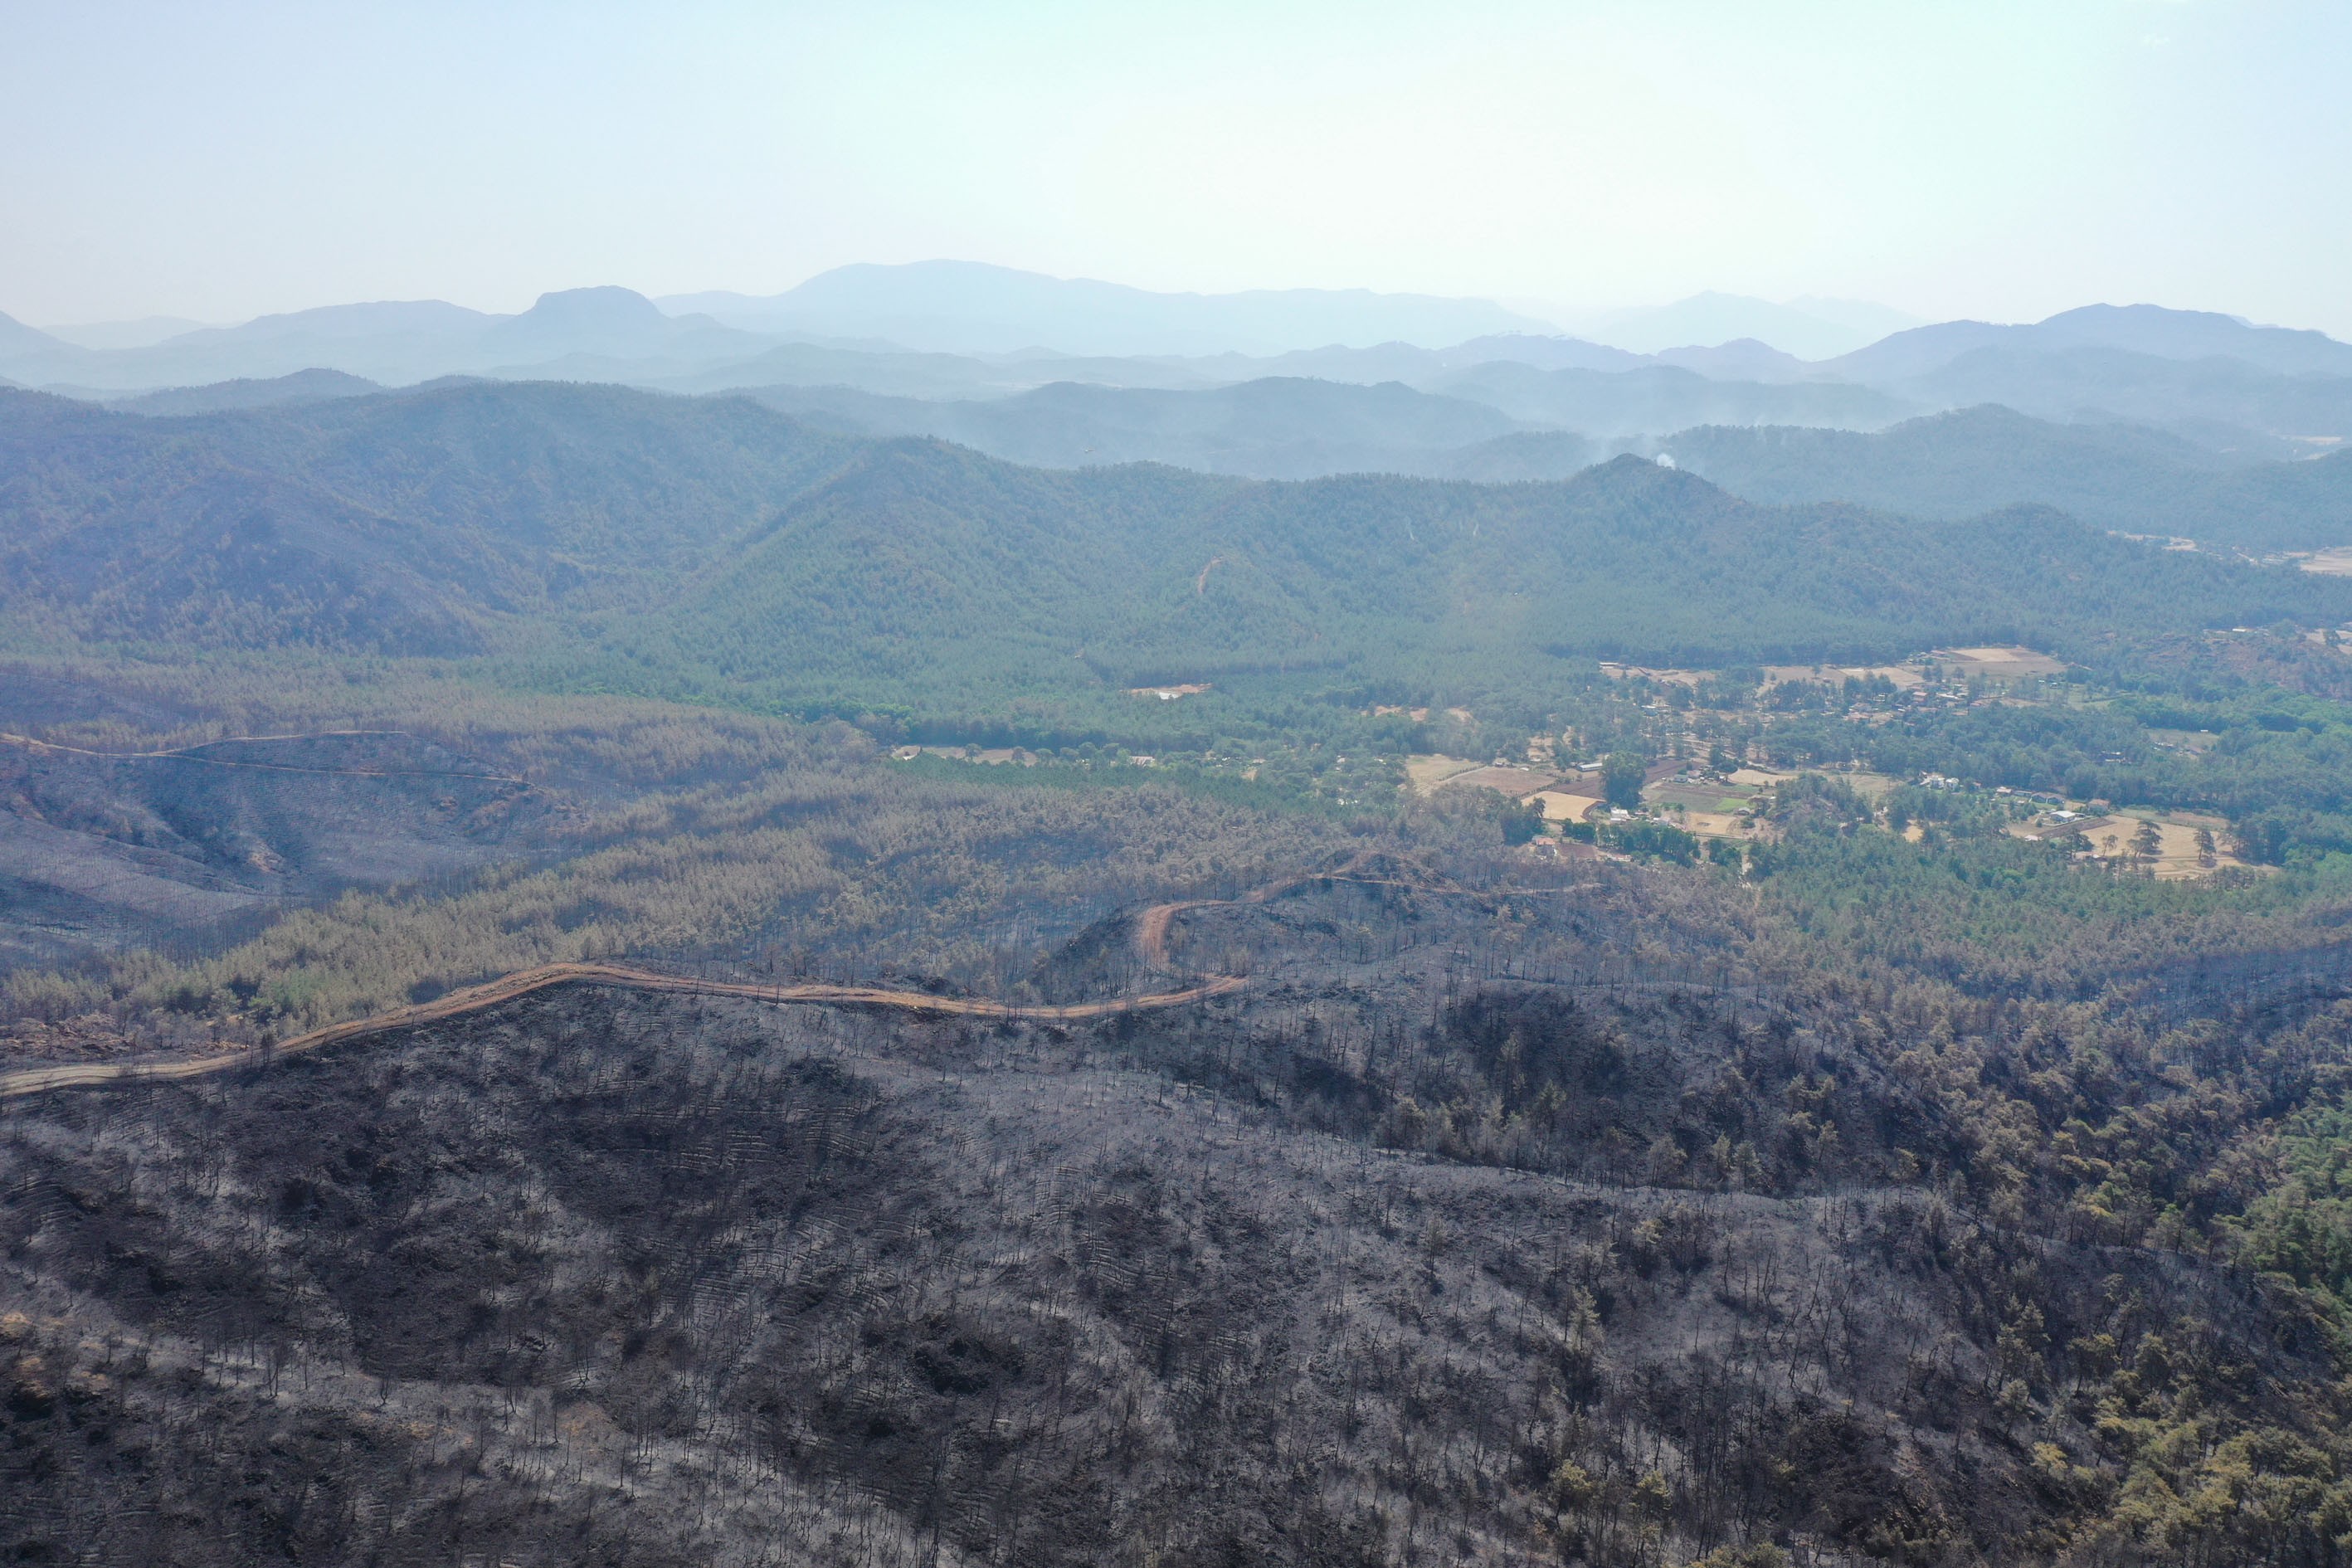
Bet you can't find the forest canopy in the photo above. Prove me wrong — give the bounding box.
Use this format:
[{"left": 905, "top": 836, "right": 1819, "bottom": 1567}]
[{"left": 6, "top": 383, "right": 2350, "bottom": 742}]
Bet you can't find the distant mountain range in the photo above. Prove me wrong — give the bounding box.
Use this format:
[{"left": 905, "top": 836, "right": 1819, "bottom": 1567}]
[
  {"left": 6, "top": 269, "right": 2350, "bottom": 475},
  {"left": 40, "top": 315, "right": 213, "bottom": 351},
  {"left": 1827, "top": 304, "right": 2352, "bottom": 382},
  {"left": 1570, "top": 291, "right": 1922, "bottom": 359},
  {"left": 0, "top": 287, "right": 777, "bottom": 392},
  {"left": 733, "top": 377, "right": 1601, "bottom": 482},
  {"left": 1664, "top": 406, "right": 2352, "bottom": 553},
  {"left": 658, "top": 261, "right": 1562, "bottom": 357},
  {"left": 56, "top": 359, "right": 2352, "bottom": 552}
]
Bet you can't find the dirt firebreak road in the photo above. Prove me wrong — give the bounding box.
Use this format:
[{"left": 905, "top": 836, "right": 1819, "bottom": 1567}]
[
  {"left": 0, "top": 962, "right": 1248, "bottom": 1101},
  {"left": 1131, "top": 851, "right": 1491, "bottom": 968},
  {"left": 0, "top": 728, "right": 526, "bottom": 785},
  {"left": 0, "top": 850, "right": 1493, "bottom": 1103}
]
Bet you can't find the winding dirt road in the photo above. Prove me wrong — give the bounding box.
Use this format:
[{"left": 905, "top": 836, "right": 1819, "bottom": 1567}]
[
  {"left": 0, "top": 849, "right": 1495, "bottom": 1103},
  {"left": 0, "top": 728, "right": 525, "bottom": 785},
  {"left": 0, "top": 963, "right": 1245, "bottom": 1102},
  {"left": 1130, "top": 851, "right": 1490, "bottom": 967}
]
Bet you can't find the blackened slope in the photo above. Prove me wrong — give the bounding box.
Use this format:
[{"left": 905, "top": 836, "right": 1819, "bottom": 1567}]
[
  {"left": 2, "top": 979, "right": 2337, "bottom": 1566},
  {"left": 0, "top": 729, "right": 544, "bottom": 973}
]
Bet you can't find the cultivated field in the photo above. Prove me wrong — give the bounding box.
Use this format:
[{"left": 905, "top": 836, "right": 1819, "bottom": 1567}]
[
  {"left": 1409, "top": 755, "right": 1555, "bottom": 798},
  {"left": 1598, "top": 662, "right": 1707, "bottom": 687},
  {"left": 1825, "top": 770, "right": 1903, "bottom": 801},
  {"left": 1760, "top": 662, "right": 1923, "bottom": 689},
  {"left": 2011, "top": 809, "right": 2249, "bottom": 879},
  {"left": 1528, "top": 789, "right": 1604, "bottom": 823},
  {"left": 1403, "top": 754, "right": 1483, "bottom": 793},
  {"left": 1934, "top": 645, "right": 2069, "bottom": 679},
  {"left": 2082, "top": 811, "right": 2246, "bottom": 879}
]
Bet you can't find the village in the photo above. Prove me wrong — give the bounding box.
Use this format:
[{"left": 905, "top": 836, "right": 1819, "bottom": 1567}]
[
  {"left": 874, "top": 641, "right": 2286, "bottom": 879},
  {"left": 1410, "top": 645, "right": 2258, "bottom": 878}
]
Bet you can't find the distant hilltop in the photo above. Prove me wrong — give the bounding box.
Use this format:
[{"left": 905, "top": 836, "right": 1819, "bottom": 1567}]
[{"left": 4, "top": 269, "right": 2348, "bottom": 467}]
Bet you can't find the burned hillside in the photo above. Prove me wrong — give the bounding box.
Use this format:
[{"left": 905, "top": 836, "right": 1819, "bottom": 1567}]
[{"left": 6, "top": 863, "right": 2348, "bottom": 1566}]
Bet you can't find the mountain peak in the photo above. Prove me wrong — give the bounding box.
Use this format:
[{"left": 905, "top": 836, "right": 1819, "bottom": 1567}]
[
  {"left": 519, "top": 285, "right": 666, "bottom": 326},
  {"left": 1578, "top": 294, "right": 1915, "bottom": 360},
  {"left": 0, "top": 309, "right": 74, "bottom": 358},
  {"left": 478, "top": 286, "right": 684, "bottom": 363},
  {"left": 2030, "top": 302, "right": 2352, "bottom": 375},
  {"left": 657, "top": 261, "right": 1559, "bottom": 357}
]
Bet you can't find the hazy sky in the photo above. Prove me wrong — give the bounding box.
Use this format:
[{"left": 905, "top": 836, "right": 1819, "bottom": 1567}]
[{"left": 3, "top": 0, "right": 2347, "bottom": 334}]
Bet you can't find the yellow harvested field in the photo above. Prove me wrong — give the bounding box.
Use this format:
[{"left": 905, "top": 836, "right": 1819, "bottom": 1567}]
[
  {"left": 1936, "top": 646, "right": 2067, "bottom": 678},
  {"left": 1405, "top": 755, "right": 1482, "bottom": 793},
  {"left": 2009, "top": 815, "right": 2111, "bottom": 844},
  {"left": 2300, "top": 548, "right": 2352, "bottom": 577},
  {"left": 1439, "top": 764, "right": 1558, "bottom": 797},
  {"left": 2033, "top": 811, "right": 2250, "bottom": 880},
  {"left": 1761, "top": 663, "right": 1923, "bottom": 689},
  {"left": 1530, "top": 791, "right": 1604, "bottom": 823},
  {"left": 1716, "top": 766, "right": 1889, "bottom": 801},
  {"left": 1600, "top": 663, "right": 1707, "bottom": 687},
  {"left": 1679, "top": 811, "right": 1750, "bottom": 840},
  {"left": 908, "top": 745, "right": 1038, "bottom": 766}
]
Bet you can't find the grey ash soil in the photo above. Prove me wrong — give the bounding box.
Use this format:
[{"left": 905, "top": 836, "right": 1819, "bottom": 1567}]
[
  {"left": 1, "top": 934, "right": 2322, "bottom": 1566},
  {"left": 0, "top": 728, "right": 551, "bottom": 972}
]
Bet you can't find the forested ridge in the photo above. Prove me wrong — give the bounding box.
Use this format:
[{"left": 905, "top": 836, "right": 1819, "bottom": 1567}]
[
  {"left": 1671, "top": 406, "right": 2352, "bottom": 553},
  {"left": 6, "top": 382, "right": 2348, "bottom": 738}
]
